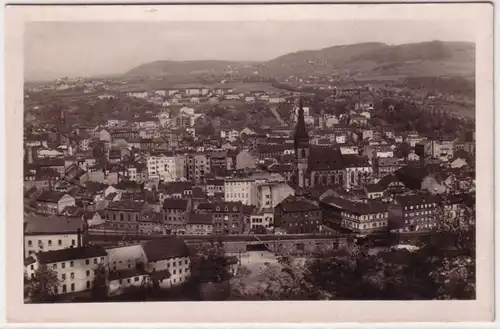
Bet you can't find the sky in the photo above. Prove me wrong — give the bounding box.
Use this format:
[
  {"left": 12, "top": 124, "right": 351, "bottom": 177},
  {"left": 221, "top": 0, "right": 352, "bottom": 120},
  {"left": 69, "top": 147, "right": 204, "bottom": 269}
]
[{"left": 25, "top": 20, "right": 476, "bottom": 81}]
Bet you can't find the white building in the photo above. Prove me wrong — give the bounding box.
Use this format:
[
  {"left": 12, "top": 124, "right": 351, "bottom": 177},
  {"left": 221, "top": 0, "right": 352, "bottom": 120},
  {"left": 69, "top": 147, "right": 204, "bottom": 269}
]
[
  {"left": 224, "top": 177, "right": 258, "bottom": 206},
  {"left": 25, "top": 245, "right": 108, "bottom": 296},
  {"left": 147, "top": 154, "right": 185, "bottom": 182},
  {"left": 24, "top": 216, "right": 87, "bottom": 258},
  {"left": 141, "top": 238, "right": 191, "bottom": 288}
]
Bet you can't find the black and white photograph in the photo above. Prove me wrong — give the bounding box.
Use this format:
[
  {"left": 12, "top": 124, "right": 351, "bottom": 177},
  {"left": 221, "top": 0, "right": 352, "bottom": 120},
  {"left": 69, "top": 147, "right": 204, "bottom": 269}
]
[{"left": 5, "top": 3, "right": 494, "bottom": 323}]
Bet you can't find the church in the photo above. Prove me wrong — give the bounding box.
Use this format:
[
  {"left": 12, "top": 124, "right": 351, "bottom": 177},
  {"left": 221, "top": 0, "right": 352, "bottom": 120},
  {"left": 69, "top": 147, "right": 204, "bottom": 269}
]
[{"left": 292, "top": 98, "right": 346, "bottom": 189}]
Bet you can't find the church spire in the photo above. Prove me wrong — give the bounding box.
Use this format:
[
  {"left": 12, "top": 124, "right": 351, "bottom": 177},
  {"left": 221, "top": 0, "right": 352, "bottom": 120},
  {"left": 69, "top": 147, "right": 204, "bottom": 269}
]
[{"left": 294, "top": 96, "right": 309, "bottom": 150}]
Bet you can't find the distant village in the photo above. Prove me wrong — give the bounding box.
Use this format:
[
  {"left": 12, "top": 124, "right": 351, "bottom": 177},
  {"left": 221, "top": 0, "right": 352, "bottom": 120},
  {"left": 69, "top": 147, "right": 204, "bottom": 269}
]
[{"left": 23, "top": 77, "right": 476, "bottom": 302}]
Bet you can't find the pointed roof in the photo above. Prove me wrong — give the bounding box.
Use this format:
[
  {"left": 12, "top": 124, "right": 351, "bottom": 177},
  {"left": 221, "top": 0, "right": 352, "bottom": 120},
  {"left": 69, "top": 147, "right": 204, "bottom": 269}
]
[{"left": 293, "top": 97, "right": 309, "bottom": 149}]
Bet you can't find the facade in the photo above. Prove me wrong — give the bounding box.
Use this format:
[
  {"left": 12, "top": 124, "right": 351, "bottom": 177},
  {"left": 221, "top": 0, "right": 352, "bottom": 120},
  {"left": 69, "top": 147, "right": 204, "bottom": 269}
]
[
  {"left": 104, "top": 201, "right": 145, "bottom": 234},
  {"left": 24, "top": 215, "right": 88, "bottom": 258},
  {"left": 25, "top": 246, "right": 108, "bottom": 295},
  {"left": 343, "top": 154, "right": 373, "bottom": 191},
  {"left": 162, "top": 198, "right": 191, "bottom": 235},
  {"left": 224, "top": 177, "right": 258, "bottom": 206},
  {"left": 274, "top": 196, "right": 322, "bottom": 234},
  {"left": 340, "top": 200, "right": 389, "bottom": 234},
  {"left": 35, "top": 191, "right": 76, "bottom": 215},
  {"left": 389, "top": 194, "right": 439, "bottom": 233},
  {"left": 141, "top": 238, "right": 191, "bottom": 288},
  {"left": 185, "top": 213, "right": 213, "bottom": 235},
  {"left": 257, "top": 182, "right": 295, "bottom": 210},
  {"left": 292, "top": 99, "right": 345, "bottom": 188},
  {"left": 212, "top": 201, "right": 244, "bottom": 235}
]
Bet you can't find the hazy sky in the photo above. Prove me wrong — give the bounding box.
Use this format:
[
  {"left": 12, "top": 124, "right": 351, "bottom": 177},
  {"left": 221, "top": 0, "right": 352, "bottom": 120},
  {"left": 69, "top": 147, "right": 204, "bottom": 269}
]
[{"left": 25, "top": 20, "right": 476, "bottom": 81}]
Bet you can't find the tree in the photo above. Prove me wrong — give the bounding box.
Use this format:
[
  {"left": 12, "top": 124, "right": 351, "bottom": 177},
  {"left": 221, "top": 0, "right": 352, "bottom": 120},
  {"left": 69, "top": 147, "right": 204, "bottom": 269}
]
[
  {"left": 25, "top": 265, "right": 61, "bottom": 303},
  {"left": 91, "top": 263, "right": 108, "bottom": 301},
  {"left": 434, "top": 201, "right": 476, "bottom": 256}
]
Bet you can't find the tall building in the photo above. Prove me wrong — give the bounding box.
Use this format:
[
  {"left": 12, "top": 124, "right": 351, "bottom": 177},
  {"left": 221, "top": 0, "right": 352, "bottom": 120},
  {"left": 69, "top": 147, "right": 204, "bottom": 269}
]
[
  {"left": 293, "top": 97, "right": 345, "bottom": 189},
  {"left": 293, "top": 97, "right": 310, "bottom": 188}
]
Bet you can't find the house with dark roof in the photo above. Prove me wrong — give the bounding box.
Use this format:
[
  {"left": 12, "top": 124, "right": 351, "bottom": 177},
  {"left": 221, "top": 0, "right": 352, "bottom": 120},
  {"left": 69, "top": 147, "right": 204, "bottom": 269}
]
[
  {"left": 364, "top": 183, "right": 385, "bottom": 199},
  {"left": 25, "top": 245, "right": 108, "bottom": 296},
  {"left": 24, "top": 215, "right": 88, "bottom": 258},
  {"left": 186, "top": 213, "right": 213, "bottom": 235},
  {"left": 274, "top": 195, "right": 322, "bottom": 234},
  {"left": 389, "top": 193, "right": 439, "bottom": 233},
  {"left": 163, "top": 198, "right": 191, "bottom": 235},
  {"left": 104, "top": 200, "right": 146, "bottom": 234},
  {"left": 212, "top": 201, "right": 244, "bottom": 235},
  {"left": 338, "top": 199, "right": 389, "bottom": 235},
  {"left": 138, "top": 211, "right": 164, "bottom": 235},
  {"left": 343, "top": 154, "right": 373, "bottom": 191},
  {"left": 141, "top": 238, "right": 191, "bottom": 289},
  {"left": 35, "top": 191, "right": 76, "bottom": 215}
]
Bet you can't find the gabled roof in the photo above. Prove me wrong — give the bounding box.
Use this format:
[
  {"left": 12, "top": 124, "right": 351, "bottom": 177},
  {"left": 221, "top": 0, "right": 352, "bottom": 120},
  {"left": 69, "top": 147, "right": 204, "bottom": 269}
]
[
  {"left": 212, "top": 201, "right": 243, "bottom": 213},
  {"left": 187, "top": 213, "right": 213, "bottom": 225},
  {"left": 141, "top": 238, "right": 190, "bottom": 262},
  {"left": 36, "top": 245, "right": 107, "bottom": 264},
  {"left": 106, "top": 200, "right": 145, "bottom": 212},
  {"left": 163, "top": 198, "right": 189, "bottom": 210},
  {"left": 277, "top": 195, "right": 320, "bottom": 212},
  {"left": 36, "top": 191, "right": 69, "bottom": 203},
  {"left": 395, "top": 193, "right": 439, "bottom": 206},
  {"left": 309, "top": 146, "right": 344, "bottom": 171},
  {"left": 342, "top": 154, "right": 371, "bottom": 168},
  {"left": 25, "top": 215, "right": 85, "bottom": 235},
  {"left": 322, "top": 196, "right": 388, "bottom": 215}
]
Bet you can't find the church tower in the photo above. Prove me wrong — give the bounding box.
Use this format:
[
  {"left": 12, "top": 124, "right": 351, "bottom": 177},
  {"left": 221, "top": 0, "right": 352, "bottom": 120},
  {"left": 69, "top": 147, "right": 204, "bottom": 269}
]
[{"left": 293, "top": 97, "right": 310, "bottom": 188}]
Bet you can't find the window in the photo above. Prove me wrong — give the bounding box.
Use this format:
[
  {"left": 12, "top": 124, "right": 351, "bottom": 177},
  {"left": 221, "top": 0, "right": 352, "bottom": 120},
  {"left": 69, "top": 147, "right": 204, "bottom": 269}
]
[
  {"left": 62, "top": 274, "right": 66, "bottom": 280},
  {"left": 53, "top": 264, "right": 57, "bottom": 269},
  {"left": 119, "top": 279, "right": 122, "bottom": 284},
  {"left": 86, "top": 281, "right": 90, "bottom": 289},
  {"left": 86, "top": 270, "right": 90, "bottom": 277},
  {"left": 127, "top": 279, "right": 131, "bottom": 283},
  {"left": 94, "top": 258, "right": 97, "bottom": 264},
  {"left": 173, "top": 270, "right": 176, "bottom": 274},
  {"left": 179, "top": 269, "right": 183, "bottom": 274},
  {"left": 86, "top": 259, "right": 89, "bottom": 265},
  {"left": 71, "top": 239, "right": 76, "bottom": 246},
  {"left": 58, "top": 240, "right": 62, "bottom": 246},
  {"left": 62, "top": 285, "right": 67, "bottom": 293},
  {"left": 48, "top": 240, "right": 52, "bottom": 246},
  {"left": 134, "top": 277, "right": 139, "bottom": 282},
  {"left": 70, "top": 261, "right": 74, "bottom": 267},
  {"left": 70, "top": 272, "right": 75, "bottom": 279},
  {"left": 61, "top": 262, "right": 66, "bottom": 269},
  {"left": 71, "top": 283, "right": 75, "bottom": 292},
  {"left": 28, "top": 240, "right": 32, "bottom": 246}
]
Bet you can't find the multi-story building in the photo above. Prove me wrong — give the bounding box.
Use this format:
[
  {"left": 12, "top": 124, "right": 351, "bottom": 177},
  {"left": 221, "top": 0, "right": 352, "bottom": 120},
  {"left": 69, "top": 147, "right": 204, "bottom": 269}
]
[
  {"left": 147, "top": 152, "right": 172, "bottom": 181},
  {"left": 35, "top": 191, "right": 76, "bottom": 215},
  {"left": 24, "top": 245, "right": 108, "bottom": 295},
  {"left": 162, "top": 198, "right": 191, "bottom": 235},
  {"left": 186, "top": 153, "right": 210, "bottom": 184},
  {"left": 208, "top": 151, "right": 227, "bottom": 175},
  {"left": 257, "top": 182, "right": 295, "bottom": 210},
  {"left": 141, "top": 238, "right": 191, "bottom": 288},
  {"left": 104, "top": 201, "right": 145, "bottom": 234},
  {"left": 249, "top": 208, "right": 274, "bottom": 231},
  {"left": 274, "top": 196, "right": 323, "bottom": 234},
  {"left": 185, "top": 213, "right": 214, "bottom": 235},
  {"left": 212, "top": 201, "right": 244, "bottom": 235},
  {"left": 389, "top": 194, "right": 439, "bottom": 233},
  {"left": 24, "top": 215, "right": 88, "bottom": 258},
  {"left": 339, "top": 199, "right": 389, "bottom": 235},
  {"left": 224, "top": 177, "right": 258, "bottom": 206},
  {"left": 343, "top": 154, "right": 373, "bottom": 190}
]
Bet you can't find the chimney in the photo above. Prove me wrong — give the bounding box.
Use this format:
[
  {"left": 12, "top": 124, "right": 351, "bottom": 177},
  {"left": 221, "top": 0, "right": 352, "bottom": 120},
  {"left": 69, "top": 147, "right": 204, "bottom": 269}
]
[{"left": 77, "top": 228, "right": 82, "bottom": 248}]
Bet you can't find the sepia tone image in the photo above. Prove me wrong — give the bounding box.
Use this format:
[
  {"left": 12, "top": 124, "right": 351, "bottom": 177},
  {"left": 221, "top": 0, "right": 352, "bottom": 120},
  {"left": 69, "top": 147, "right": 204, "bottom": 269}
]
[{"left": 22, "top": 17, "right": 479, "bottom": 305}]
